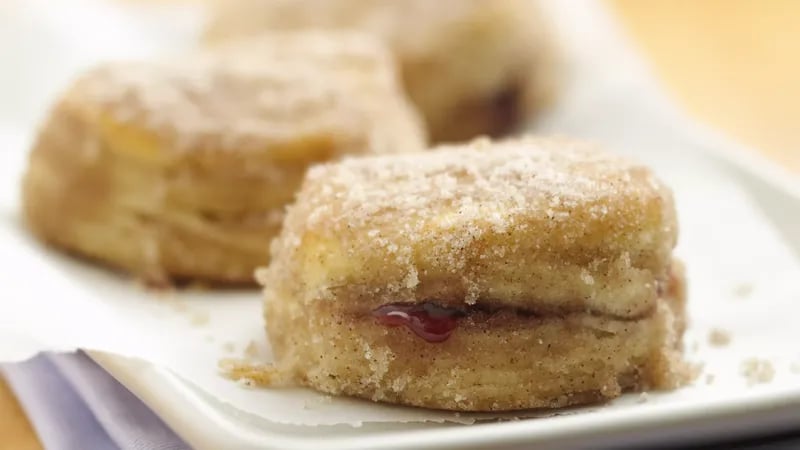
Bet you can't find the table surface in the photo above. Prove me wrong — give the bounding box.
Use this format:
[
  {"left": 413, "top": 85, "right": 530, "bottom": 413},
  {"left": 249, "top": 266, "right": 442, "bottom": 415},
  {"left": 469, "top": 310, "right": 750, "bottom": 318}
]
[{"left": 2, "top": 1, "right": 798, "bottom": 448}]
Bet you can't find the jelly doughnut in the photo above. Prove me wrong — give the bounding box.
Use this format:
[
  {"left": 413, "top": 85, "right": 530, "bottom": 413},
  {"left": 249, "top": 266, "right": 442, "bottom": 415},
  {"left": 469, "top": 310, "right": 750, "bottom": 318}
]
[{"left": 259, "top": 136, "right": 688, "bottom": 411}]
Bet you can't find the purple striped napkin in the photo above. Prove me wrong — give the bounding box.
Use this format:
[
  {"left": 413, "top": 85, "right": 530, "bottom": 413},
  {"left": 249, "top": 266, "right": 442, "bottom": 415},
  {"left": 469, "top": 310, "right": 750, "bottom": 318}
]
[{"left": 3, "top": 352, "right": 189, "bottom": 450}]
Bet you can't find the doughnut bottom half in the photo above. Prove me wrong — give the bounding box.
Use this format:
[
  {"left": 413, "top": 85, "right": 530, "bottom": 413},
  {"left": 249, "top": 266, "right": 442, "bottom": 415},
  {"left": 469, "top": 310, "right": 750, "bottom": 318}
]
[{"left": 264, "top": 268, "right": 688, "bottom": 411}]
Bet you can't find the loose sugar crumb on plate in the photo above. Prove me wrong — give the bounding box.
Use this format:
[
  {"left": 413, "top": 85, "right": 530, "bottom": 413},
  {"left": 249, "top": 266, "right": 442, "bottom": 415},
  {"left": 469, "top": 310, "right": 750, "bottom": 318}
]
[
  {"left": 686, "top": 363, "right": 704, "bottom": 383},
  {"left": 740, "top": 358, "right": 775, "bottom": 386},
  {"left": 304, "top": 395, "right": 334, "bottom": 410},
  {"left": 244, "top": 340, "right": 260, "bottom": 358},
  {"left": 190, "top": 310, "right": 210, "bottom": 326},
  {"left": 731, "top": 283, "right": 754, "bottom": 299},
  {"left": 219, "top": 358, "right": 286, "bottom": 387},
  {"left": 708, "top": 328, "right": 731, "bottom": 347},
  {"left": 167, "top": 299, "right": 190, "bottom": 313}
]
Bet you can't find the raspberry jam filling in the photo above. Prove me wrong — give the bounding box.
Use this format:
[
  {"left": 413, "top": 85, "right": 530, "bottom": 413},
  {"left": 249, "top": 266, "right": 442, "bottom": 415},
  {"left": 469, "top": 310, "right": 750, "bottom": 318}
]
[{"left": 372, "top": 302, "right": 462, "bottom": 343}]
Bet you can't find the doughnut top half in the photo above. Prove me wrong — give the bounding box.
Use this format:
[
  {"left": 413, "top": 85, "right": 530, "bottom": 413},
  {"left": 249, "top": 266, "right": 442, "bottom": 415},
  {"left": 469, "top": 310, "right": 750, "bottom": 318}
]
[
  {"left": 55, "top": 31, "right": 425, "bottom": 170},
  {"left": 263, "top": 137, "right": 678, "bottom": 318}
]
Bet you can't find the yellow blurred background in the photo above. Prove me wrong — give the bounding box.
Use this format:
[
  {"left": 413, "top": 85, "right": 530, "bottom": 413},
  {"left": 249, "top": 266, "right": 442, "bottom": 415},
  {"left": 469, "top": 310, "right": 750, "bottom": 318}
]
[
  {"left": 610, "top": 0, "right": 800, "bottom": 172},
  {"left": 2, "top": 1, "right": 799, "bottom": 448}
]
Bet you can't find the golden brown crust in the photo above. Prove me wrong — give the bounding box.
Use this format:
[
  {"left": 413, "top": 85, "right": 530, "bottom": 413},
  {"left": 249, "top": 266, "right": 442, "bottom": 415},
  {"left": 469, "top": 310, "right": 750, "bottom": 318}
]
[
  {"left": 22, "top": 31, "right": 425, "bottom": 284},
  {"left": 205, "top": 0, "right": 559, "bottom": 142}
]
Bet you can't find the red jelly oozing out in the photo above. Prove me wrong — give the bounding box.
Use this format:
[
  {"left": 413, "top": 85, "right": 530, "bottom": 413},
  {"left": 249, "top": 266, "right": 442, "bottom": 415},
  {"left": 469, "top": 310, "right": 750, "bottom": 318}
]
[{"left": 372, "top": 302, "right": 461, "bottom": 343}]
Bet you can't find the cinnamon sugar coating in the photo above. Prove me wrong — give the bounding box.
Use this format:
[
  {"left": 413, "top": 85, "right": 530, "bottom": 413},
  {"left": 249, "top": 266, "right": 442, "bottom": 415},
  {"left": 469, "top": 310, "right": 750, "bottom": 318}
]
[
  {"left": 66, "top": 31, "right": 425, "bottom": 167},
  {"left": 23, "top": 31, "right": 424, "bottom": 284},
  {"left": 263, "top": 137, "right": 678, "bottom": 317}
]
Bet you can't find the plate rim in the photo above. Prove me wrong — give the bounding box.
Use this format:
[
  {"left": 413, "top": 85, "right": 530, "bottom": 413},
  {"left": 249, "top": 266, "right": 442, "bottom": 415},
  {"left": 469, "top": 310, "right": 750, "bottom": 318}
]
[{"left": 91, "top": 349, "right": 800, "bottom": 450}]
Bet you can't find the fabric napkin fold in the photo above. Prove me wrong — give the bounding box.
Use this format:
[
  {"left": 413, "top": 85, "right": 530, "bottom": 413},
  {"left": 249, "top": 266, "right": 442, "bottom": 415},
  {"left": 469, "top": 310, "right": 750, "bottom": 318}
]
[{"left": 2, "top": 352, "right": 189, "bottom": 450}]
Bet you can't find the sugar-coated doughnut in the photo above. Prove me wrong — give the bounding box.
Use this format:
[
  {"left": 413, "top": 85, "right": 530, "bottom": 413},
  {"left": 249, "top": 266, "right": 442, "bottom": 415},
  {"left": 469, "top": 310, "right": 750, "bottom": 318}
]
[
  {"left": 258, "top": 136, "right": 688, "bottom": 411},
  {"left": 23, "top": 32, "right": 425, "bottom": 284},
  {"left": 205, "top": 0, "right": 559, "bottom": 143}
]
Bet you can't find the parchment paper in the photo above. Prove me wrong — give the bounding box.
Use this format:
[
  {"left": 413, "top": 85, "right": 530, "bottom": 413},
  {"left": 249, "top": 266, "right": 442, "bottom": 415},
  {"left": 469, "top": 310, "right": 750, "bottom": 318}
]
[{"left": 1, "top": 1, "right": 799, "bottom": 426}]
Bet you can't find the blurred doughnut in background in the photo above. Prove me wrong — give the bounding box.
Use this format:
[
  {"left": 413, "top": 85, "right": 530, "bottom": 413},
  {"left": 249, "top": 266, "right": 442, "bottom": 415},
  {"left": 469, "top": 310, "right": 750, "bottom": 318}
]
[{"left": 204, "top": 0, "right": 560, "bottom": 143}]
